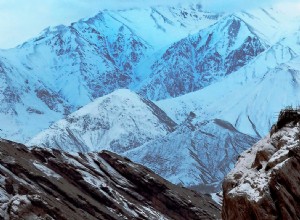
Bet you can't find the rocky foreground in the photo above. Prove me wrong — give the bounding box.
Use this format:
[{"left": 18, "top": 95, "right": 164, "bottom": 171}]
[
  {"left": 222, "top": 109, "right": 300, "bottom": 219},
  {"left": 0, "top": 139, "right": 220, "bottom": 220}
]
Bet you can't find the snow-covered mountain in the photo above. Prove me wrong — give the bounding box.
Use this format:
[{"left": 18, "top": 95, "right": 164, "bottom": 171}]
[
  {"left": 124, "top": 114, "right": 257, "bottom": 192},
  {"left": 27, "top": 89, "right": 176, "bottom": 153},
  {"left": 0, "top": 55, "right": 72, "bottom": 141},
  {"left": 2, "top": 4, "right": 300, "bottom": 217},
  {"left": 0, "top": 4, "right": 221, "bottom": 142},
  {"left": 157, "top": 30, "right": 300, "bottom": 137},
  {"left": 136, "top": 15, "right": 267, "bottom": 100},
  {"left": 28, "top": 91, "right": 257, "bottom": 192},
  {"left": 4, "top": 13, "right": 151, "bottom": 107},
  {"left": 2, "top": 4, "right": 220, "bottom": 107},
  {"left": 134, "top": 7, "right": 300, "bottom": 100},
  {"left": 1, "top": 5, "right": 300, "bottom": 143}
]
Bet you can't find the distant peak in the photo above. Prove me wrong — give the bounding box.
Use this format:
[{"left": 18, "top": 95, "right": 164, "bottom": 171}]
[
  {"left": 108, "top": 89, "right": 138, "bottom": 98},
  {"left": 40, "top": 25, "right": 68, "bottom": 36}
]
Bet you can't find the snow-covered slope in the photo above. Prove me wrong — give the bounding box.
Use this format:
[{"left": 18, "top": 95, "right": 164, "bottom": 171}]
[
  {"left": 157, "top": 31, "right": 300, "bottom": 137},
  {"left": 0, "top": 5, "right": 220, "bottom": 143},
  {"left": 124, "top": 114, "right": 257, "bottom": 192},
  {"left": 102, "top": 5, "right": 221, "bottom": 49},
  {"left": 27, "top": 89, "right": 176, "bottom": 153},
  {"left": 0, "top": 55, "right": 71, "bottom": 142},
  {"left": 3, "top": 4, "right": 221, "bottom": 107},
  {"left": 3, "top": 13, "right": 151, "bottom": 107},
  {"left": 235, "top": 7, "right": 300, "bottom": 45},
  {"left": 136, "top": 15, "right": 267, "bottom": 100},
  {"left": 1, "top": 5, "right": 300, "bottom": 144}
]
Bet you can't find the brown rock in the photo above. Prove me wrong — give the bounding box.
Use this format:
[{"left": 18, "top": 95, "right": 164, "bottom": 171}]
[
  {"left": 0, "top": 138, "right": 220, "bottom": 220},
  {"left": 222, "top": 111, "right": 300, "bottom": 220}
]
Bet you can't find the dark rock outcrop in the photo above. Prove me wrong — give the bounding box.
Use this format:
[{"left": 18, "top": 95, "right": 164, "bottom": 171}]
[
  {"left": 222, "top": 110, "right": 300, "bottom": 220},
  {"left": 0, "top": 139, "right": 220, "bottom": 219}
]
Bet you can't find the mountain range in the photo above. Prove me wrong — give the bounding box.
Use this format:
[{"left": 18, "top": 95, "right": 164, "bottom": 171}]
[
  {"left": 28, "top": 90, "right": 257, "bottom": 192},
  {"left": 1, "top": 3, "right": 300, "bottom": 196}
]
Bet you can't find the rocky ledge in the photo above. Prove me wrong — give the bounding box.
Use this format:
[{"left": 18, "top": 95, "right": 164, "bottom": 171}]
[
  {"left": 222, "top": 109, "right": 300, "bottom": 220},
  {"left": 0, "top": 139, "right": 220, "bottom": 220}
]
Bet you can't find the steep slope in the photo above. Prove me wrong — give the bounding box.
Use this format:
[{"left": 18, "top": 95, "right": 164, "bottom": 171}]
[
  {"left": 1, "top": 5, "right": 300, "bottom": 144},
  {"left": 157, "top": 32, "right": 300, "bottom": 137},
  {"left": 0, "top": 138, "right": 220, "bottom": 220},
  {"left": 4, "top": 12, "right": 151, "bottom": 107},
  {"left": 103, "top": 4, "right": 221, "bottom": 49},
  {"left": 0, "top": 55, "right": 71, "bottom": 142},
  {"left": 124, "top": 114, "right": 258, "bottom": 193},
  {"left": 136, "top": 15, "right": 267, "bottom": 100},
  {"left": 27, "top": 89, "right": 176, "bottom": 153},
  {"left": 2, "top": 5, "right": 220, "bottom": 107},
  {"left": 222, "top": 109, "right": 300, "bottom": 220},
  {"left": 134, "top": 7, "right": 300, "bottom": 100},
  {"left": 0, "top": 5, "right": 220, "bottom": 143}
]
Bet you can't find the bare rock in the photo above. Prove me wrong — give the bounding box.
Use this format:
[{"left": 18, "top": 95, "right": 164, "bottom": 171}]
[
  {"left": 222, "top": 111, "right": 300, "bottom": 220},
  {"left": 0, "top": 138, "right": 220, "bottom": 219}
]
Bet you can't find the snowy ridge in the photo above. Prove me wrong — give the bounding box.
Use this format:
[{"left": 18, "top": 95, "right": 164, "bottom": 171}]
[
  {"left": 136, "top": 14, "right": 267, "bottom": 100},
  {"left": 27, "top": 89, "right": 176, "bottom": 153},
  {"left": 124, "top": 115, "right": 257, "bottom": 192},
  {"left": 157, "top": 32, "right": 300, "bottom": 137},
  {"left": 0, "top": 5, "right": 220, "bottom": 142}
]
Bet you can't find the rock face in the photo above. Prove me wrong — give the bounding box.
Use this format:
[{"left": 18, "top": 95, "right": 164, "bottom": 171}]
[
  {"left": 222, "top": 109, "right": 300, "bottom": 220},
  {"left": 0, "top": 138, "right": 220, "bottom": 219}
]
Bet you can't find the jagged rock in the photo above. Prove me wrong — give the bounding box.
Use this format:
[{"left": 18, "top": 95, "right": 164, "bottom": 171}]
[
  {"left": 222, "top": 112, "right": 300, "bottom": 220},
  {"left": 0, "top": 138, "right": 220, "bottom": 219}
]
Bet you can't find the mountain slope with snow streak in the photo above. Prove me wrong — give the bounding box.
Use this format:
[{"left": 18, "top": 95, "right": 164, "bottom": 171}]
[
  {"left": 124, "top": 115, "right": 258, "bottom": 192},
  {"left": 136, "top": 15, "right": 267, "bottom": 100},
  {"left": 157, "top": 32, "right": 300, "bottom": 137},
  {"left": 27, "top": 89, "right": 176, "bottom": 153}
]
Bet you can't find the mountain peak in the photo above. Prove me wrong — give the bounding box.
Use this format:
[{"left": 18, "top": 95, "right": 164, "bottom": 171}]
[
  {"left": 27, "top": 90, "right": 176, "bottom": 153},
  {"left": 137, "top": 13, "right": 267, "bottom": 100}
]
